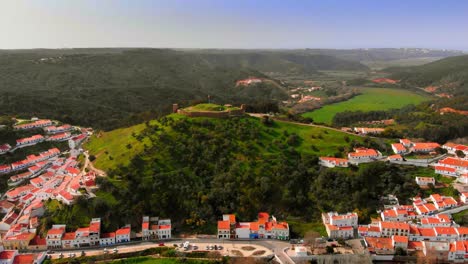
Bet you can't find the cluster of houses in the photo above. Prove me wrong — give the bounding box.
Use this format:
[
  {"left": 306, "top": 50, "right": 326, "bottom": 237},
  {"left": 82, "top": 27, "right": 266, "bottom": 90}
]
[
  {"left": 217, "top": 212, "right": 289, "bottom": 240},
  {"left": 0, "top": 148, "right": 60, "bottom": 176},
  {"left": 0, "top": 216, "right": 171, "bottom": 252},
  {"left": 322, "top": 191, "right": 468, "bottom": 262},
  {"left": 0, "top": 119, "right": 79, "bottom": 156},
  {"left": 319, "top": 147, "right": 383, "bottom": 168},
  {"left": 13, "top": 119, "right": 52, "bottom": 130},
  {"left": 391, "top": 139, "right": 441, "bottom": 155}
]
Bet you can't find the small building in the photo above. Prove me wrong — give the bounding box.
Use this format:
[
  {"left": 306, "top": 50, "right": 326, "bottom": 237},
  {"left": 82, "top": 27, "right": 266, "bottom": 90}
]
[
  {"left": 387, "top": 154, "right": 403, "bottom": 161},
  {"left": 415, "top": 177, "right": 435, "bottom": 187},
  {"left": 319, "top": 157, "right": 348, "bottom": 168},
  {"left": 46, "top": 225, "right": 66, "bottom": 248},
  {"left": 100, "top": 232, "right": 116, "bottom": 246},
  {"left": 411, "top": 142, "right": 440, "bottom": 153},
  {"left": 115, "top": 226, "right": 131, "bottom": 243},
  {"left": 391, "top": 143, "right": 406, "bottom": 154}
]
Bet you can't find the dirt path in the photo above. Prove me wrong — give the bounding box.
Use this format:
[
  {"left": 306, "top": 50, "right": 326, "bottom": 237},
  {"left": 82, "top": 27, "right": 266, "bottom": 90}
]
[{"left": 247, "top": 113, "right": 374, "bottom": 138}]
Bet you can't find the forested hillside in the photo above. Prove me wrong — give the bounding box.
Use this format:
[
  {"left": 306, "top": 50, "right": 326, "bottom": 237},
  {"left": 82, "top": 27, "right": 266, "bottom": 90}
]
[
  {"left": 0, "top": 49, "right": 286, "bottom": 130},
  {"left": 388, "top": 55, "right": 468, "bottom": 95},
  {"left": 0, "top": 48, "right": 372, "bottom": 130},
  {"left": 41, "top": 115, "right": 423, "bottom": 233}
]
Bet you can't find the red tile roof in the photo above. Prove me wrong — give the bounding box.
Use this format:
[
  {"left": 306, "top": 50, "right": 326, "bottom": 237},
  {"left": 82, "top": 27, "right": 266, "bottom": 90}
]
[
  {"left": 116, "top": 227, "right": 130, "bottom": 236},
  {"left": 13, "top": 254, "right": 34, "bottom": 264},
  {"left": 391, "top": 143, "right": 406, "bottom": 152},
  {"left": 0, "top": 250, "right": 16, "bottom": 260},
  {"left": 62, "top": 232, "right": 76, "bottom": 240},
  {"left": 218, "top": 220, "right": 230, "bottom": 230}
]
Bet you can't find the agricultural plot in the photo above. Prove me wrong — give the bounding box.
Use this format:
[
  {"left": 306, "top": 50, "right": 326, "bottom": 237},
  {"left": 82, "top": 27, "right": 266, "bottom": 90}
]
[{"left": 302, "top": 88, "right": 430, "bottom": 124}]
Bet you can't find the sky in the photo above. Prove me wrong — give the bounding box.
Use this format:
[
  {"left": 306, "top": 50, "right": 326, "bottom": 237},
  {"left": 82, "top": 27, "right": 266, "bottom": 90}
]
[{"left": 0, "top": 0, "right": 467, "bottom": 50}]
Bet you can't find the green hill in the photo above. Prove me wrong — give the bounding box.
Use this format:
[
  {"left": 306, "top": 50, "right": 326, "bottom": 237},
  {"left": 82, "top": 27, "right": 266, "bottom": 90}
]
[
  {"left": 388, "top": 54, "right": 468, "bottom": 95},
  {"left": 66, "top": 113, "right": 421, "bottom": 233}
]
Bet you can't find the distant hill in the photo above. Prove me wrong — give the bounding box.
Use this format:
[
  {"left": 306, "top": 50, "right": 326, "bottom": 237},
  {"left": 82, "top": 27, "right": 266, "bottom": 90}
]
[
  {"left": 0, "top": 49, "right": 292, "bottom": 130},
  {"left": 190, "top": 51, "right": 369, "bottom": 74},
  {"left": 302, "top": 48, "right": 464, "bottom": 62},
  {"left": 387, "top": 54, "right": 468, "bottom": 95}
]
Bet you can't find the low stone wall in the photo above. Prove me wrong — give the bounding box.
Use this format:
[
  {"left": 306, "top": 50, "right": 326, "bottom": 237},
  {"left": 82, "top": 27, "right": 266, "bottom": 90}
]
[{"left": 178, "top": 108, "right": 245, "bottom": 118}]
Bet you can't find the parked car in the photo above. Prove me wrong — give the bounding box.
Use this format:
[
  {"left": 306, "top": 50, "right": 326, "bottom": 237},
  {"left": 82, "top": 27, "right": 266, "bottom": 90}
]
[{"left": 159, "top": 243, "right": 165, "bottom": 246}]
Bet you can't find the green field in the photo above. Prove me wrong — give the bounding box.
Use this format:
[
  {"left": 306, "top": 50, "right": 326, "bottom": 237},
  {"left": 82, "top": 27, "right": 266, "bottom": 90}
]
[{"left": 302, "top": 88, "right": 430, "bottom": 124}]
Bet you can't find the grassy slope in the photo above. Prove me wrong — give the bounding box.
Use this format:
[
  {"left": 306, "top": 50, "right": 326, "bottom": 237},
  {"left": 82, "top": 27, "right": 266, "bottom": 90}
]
[
  {"left": 302, "top": 88, "right": 430, "bottom": 124},
  {"left": 84, "top": 122, "right": 152, "bottom": 171},
  {"left": 86, "top": 115, "right": 361, "bottom": 172},
  {"left": 109, "top": 257, "right": 216, "bottom": 264}
]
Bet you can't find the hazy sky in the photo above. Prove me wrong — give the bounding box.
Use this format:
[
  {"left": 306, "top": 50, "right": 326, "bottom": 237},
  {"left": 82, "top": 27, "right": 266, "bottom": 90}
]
[{"left": 1, "top": 0, "right": 467, "bottom": 50}]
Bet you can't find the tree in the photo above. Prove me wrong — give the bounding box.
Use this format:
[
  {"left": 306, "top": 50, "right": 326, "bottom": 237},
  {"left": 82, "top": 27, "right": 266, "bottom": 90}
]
[
  {"left": 395, "top": 246, "right": 407, "bottom": 256},
  {"left": 456, "top": 150, "right": 466, "bottom": 158}
]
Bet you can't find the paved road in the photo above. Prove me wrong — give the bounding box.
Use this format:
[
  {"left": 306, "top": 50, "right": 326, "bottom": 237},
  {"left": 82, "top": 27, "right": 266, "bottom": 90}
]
[{"left": 49, "top": 238, "right": 294, "bottom": 262}]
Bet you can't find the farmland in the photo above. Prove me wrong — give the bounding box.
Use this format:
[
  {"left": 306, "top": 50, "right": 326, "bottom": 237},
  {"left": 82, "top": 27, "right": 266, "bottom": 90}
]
[{"left": 302, "top": 87, "right": 431, "bottom": 124}]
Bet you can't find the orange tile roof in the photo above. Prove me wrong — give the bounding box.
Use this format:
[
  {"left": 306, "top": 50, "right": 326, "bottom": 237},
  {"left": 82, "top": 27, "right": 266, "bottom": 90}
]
[
  {"left": 0, "top": 250, "right": 16, "bottom": 260},
  {"left": 116, "top": 227, "right": 130, "bottom": 236},
  {"left": 392, "top": 235, "right": 408, "bottom": 243},
  {"left": 142, "top": 222, "right": 149, "bottom": 229},
  {"left": 391, "top": 143, "right": 406, "bottom": 152},
  {"left": 388, "top": 154, "right": 402, "bottom": 160},
  {"left": 380, "top": 221, "right": 409, "bottom": 230},
  {"left": 408, "top": 241, "right": 423, "bottom": 249},
  {"left": 218, "top": 220, "right": 230, "bottom": 230},
  {"left": 250, "top": 222, "right": 259, "bottom": 231},
  {"left": 457, "top": 227, "right": 468, "bottom": 235},
  {"left": 424, "top": 203, "right": 437, "bottom": 211},
  {"left": 418, "top": 228, "right": 436, "bottom": 237},
  {"left": 62, "top": 232, "right": 76, "bottom": 240},
  {"left": 365, "top": 237, "right": 393, "bottom": 250},
  {"left": 434, "top": 227, "right": 457, "bottom": 235},
  {"left": 412, "top": 142, "right": 440, "bottom": 150},
  {"left": 13, "top": 254, "right": 34, "bottom": 264},
  {"left": 47, "top": 227, "right": 65, "bottom": 236},
  {"left": 439, "top": 157, "right": 468, "bottom": 168}
]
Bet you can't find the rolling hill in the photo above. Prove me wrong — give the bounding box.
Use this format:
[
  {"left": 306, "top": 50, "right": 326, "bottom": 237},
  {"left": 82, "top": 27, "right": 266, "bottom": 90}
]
[{"left": 388, "top": 54, "right": 468, "bottom": 96}]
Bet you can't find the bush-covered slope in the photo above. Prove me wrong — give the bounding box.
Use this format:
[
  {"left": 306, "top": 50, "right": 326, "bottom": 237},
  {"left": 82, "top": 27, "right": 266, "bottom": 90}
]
[
  {"left": 388, "top": 55, "right": 468, "bottom": 95},
  {"left": 72, "top": 115, "right": 423, "bottom": 232}
]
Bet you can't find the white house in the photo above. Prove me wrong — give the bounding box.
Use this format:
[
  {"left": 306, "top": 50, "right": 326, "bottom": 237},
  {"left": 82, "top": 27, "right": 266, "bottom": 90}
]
[
  {"left": 416, "top": 177, "right": 435, "bottom": 187},
  {"left": 99, "top": 232, "right": 116, "bottom": 246},
  {"left": 115, "top": 226, "right": 131, "bottom": 243},
  {"left": 319, "top": 157, "right": 348, "bottom": 168},
  {"left": 46, "top": 225, "right": 66, "bottom": 248},
  {"left": 391, "top": 143, "right": 407, "bottom": 154}
]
